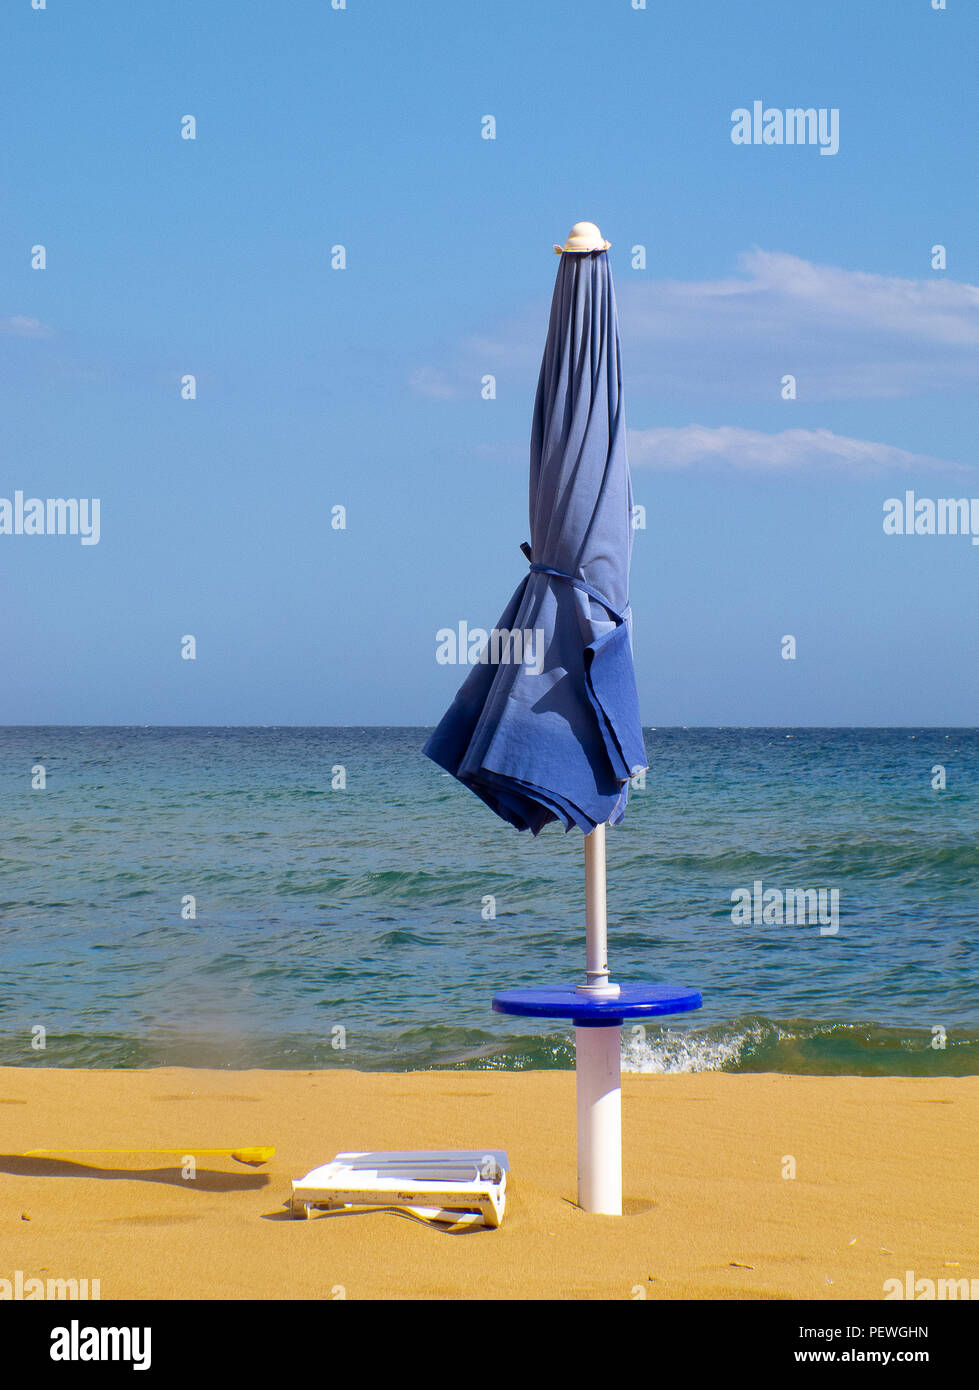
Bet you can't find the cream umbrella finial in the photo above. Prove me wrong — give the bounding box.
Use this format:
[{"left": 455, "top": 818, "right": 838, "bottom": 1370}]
[{"left": 554, "top": 221, "right": 611, "bottom": 254}]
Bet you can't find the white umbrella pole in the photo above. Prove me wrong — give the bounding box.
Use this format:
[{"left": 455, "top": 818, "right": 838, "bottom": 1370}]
[
  {"left": 583, "top": 822, "right": 610, "bottom": 989},
  {"left": 576, "top": 823, "right": 622, "bottom": 1215}
]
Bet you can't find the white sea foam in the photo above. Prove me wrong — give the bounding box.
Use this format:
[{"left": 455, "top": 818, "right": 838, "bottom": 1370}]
[{"left": 620, "top": 1023, "right": 766, "bottom": 1074}]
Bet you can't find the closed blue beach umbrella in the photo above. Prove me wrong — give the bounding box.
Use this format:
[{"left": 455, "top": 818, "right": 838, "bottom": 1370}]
[
  {"left": 425, "top": 222, "right": 646, "bottom": 832},
  {"left": 426, "top": 223, "right": 701, "bottom": 1214}
]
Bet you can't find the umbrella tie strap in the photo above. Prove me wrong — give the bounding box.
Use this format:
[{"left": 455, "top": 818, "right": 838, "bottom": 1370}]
[{"left": 529, "top": 563, "right": 626, "bottom": 624}]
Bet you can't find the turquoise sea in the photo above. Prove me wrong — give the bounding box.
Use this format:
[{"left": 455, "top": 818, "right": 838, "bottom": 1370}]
[{"left": 1, "top": 727, "right": 976, "bottom": 1075}]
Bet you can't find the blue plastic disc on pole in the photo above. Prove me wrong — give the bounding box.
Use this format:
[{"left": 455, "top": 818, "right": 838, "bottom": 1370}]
[{"left": 492, "top": 983, "right": 702, "bottom": 1028}]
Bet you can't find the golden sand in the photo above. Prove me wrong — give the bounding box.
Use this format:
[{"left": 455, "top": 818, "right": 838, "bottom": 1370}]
[{"left": 1, "top": 1067, "right": 975, "bottom": 1300}]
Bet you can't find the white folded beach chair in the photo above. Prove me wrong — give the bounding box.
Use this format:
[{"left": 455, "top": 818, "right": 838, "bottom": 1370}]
[{"left": 291, "top": 1149, "right": 508, "bottom": 1228}]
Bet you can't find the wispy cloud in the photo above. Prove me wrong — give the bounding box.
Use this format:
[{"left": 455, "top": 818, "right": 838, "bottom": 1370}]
[
  {"left": 619, "top": 250, "right": 979, "bottom": 401},
  {"left": 627, "top": 424, "right": 972, "bottom": 475},
  {"left": 638, "top": 249, "right": 979, "bottom": 345},
  {"left": 1, "top": 314, "right": 53, "bottom": 338}
]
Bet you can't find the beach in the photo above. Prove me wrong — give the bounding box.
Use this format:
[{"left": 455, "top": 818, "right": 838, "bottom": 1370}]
[{"left": 2, "top": 1067, "right": 976, "bottom": 1301}]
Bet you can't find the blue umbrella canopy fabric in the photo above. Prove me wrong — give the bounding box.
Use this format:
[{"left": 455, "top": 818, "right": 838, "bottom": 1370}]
[{"left": 424, "top": 248, "right": 646, "bottom": 835}]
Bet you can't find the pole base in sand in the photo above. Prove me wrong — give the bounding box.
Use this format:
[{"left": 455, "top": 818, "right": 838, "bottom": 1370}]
[{"left": 575, "top": 1024, "right": 622, "bottom": 1214}]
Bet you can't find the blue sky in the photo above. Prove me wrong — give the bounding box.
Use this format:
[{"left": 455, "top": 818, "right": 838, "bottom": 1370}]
[{"left": 2, "top": 0, "right": 977, "bottom": 725}]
